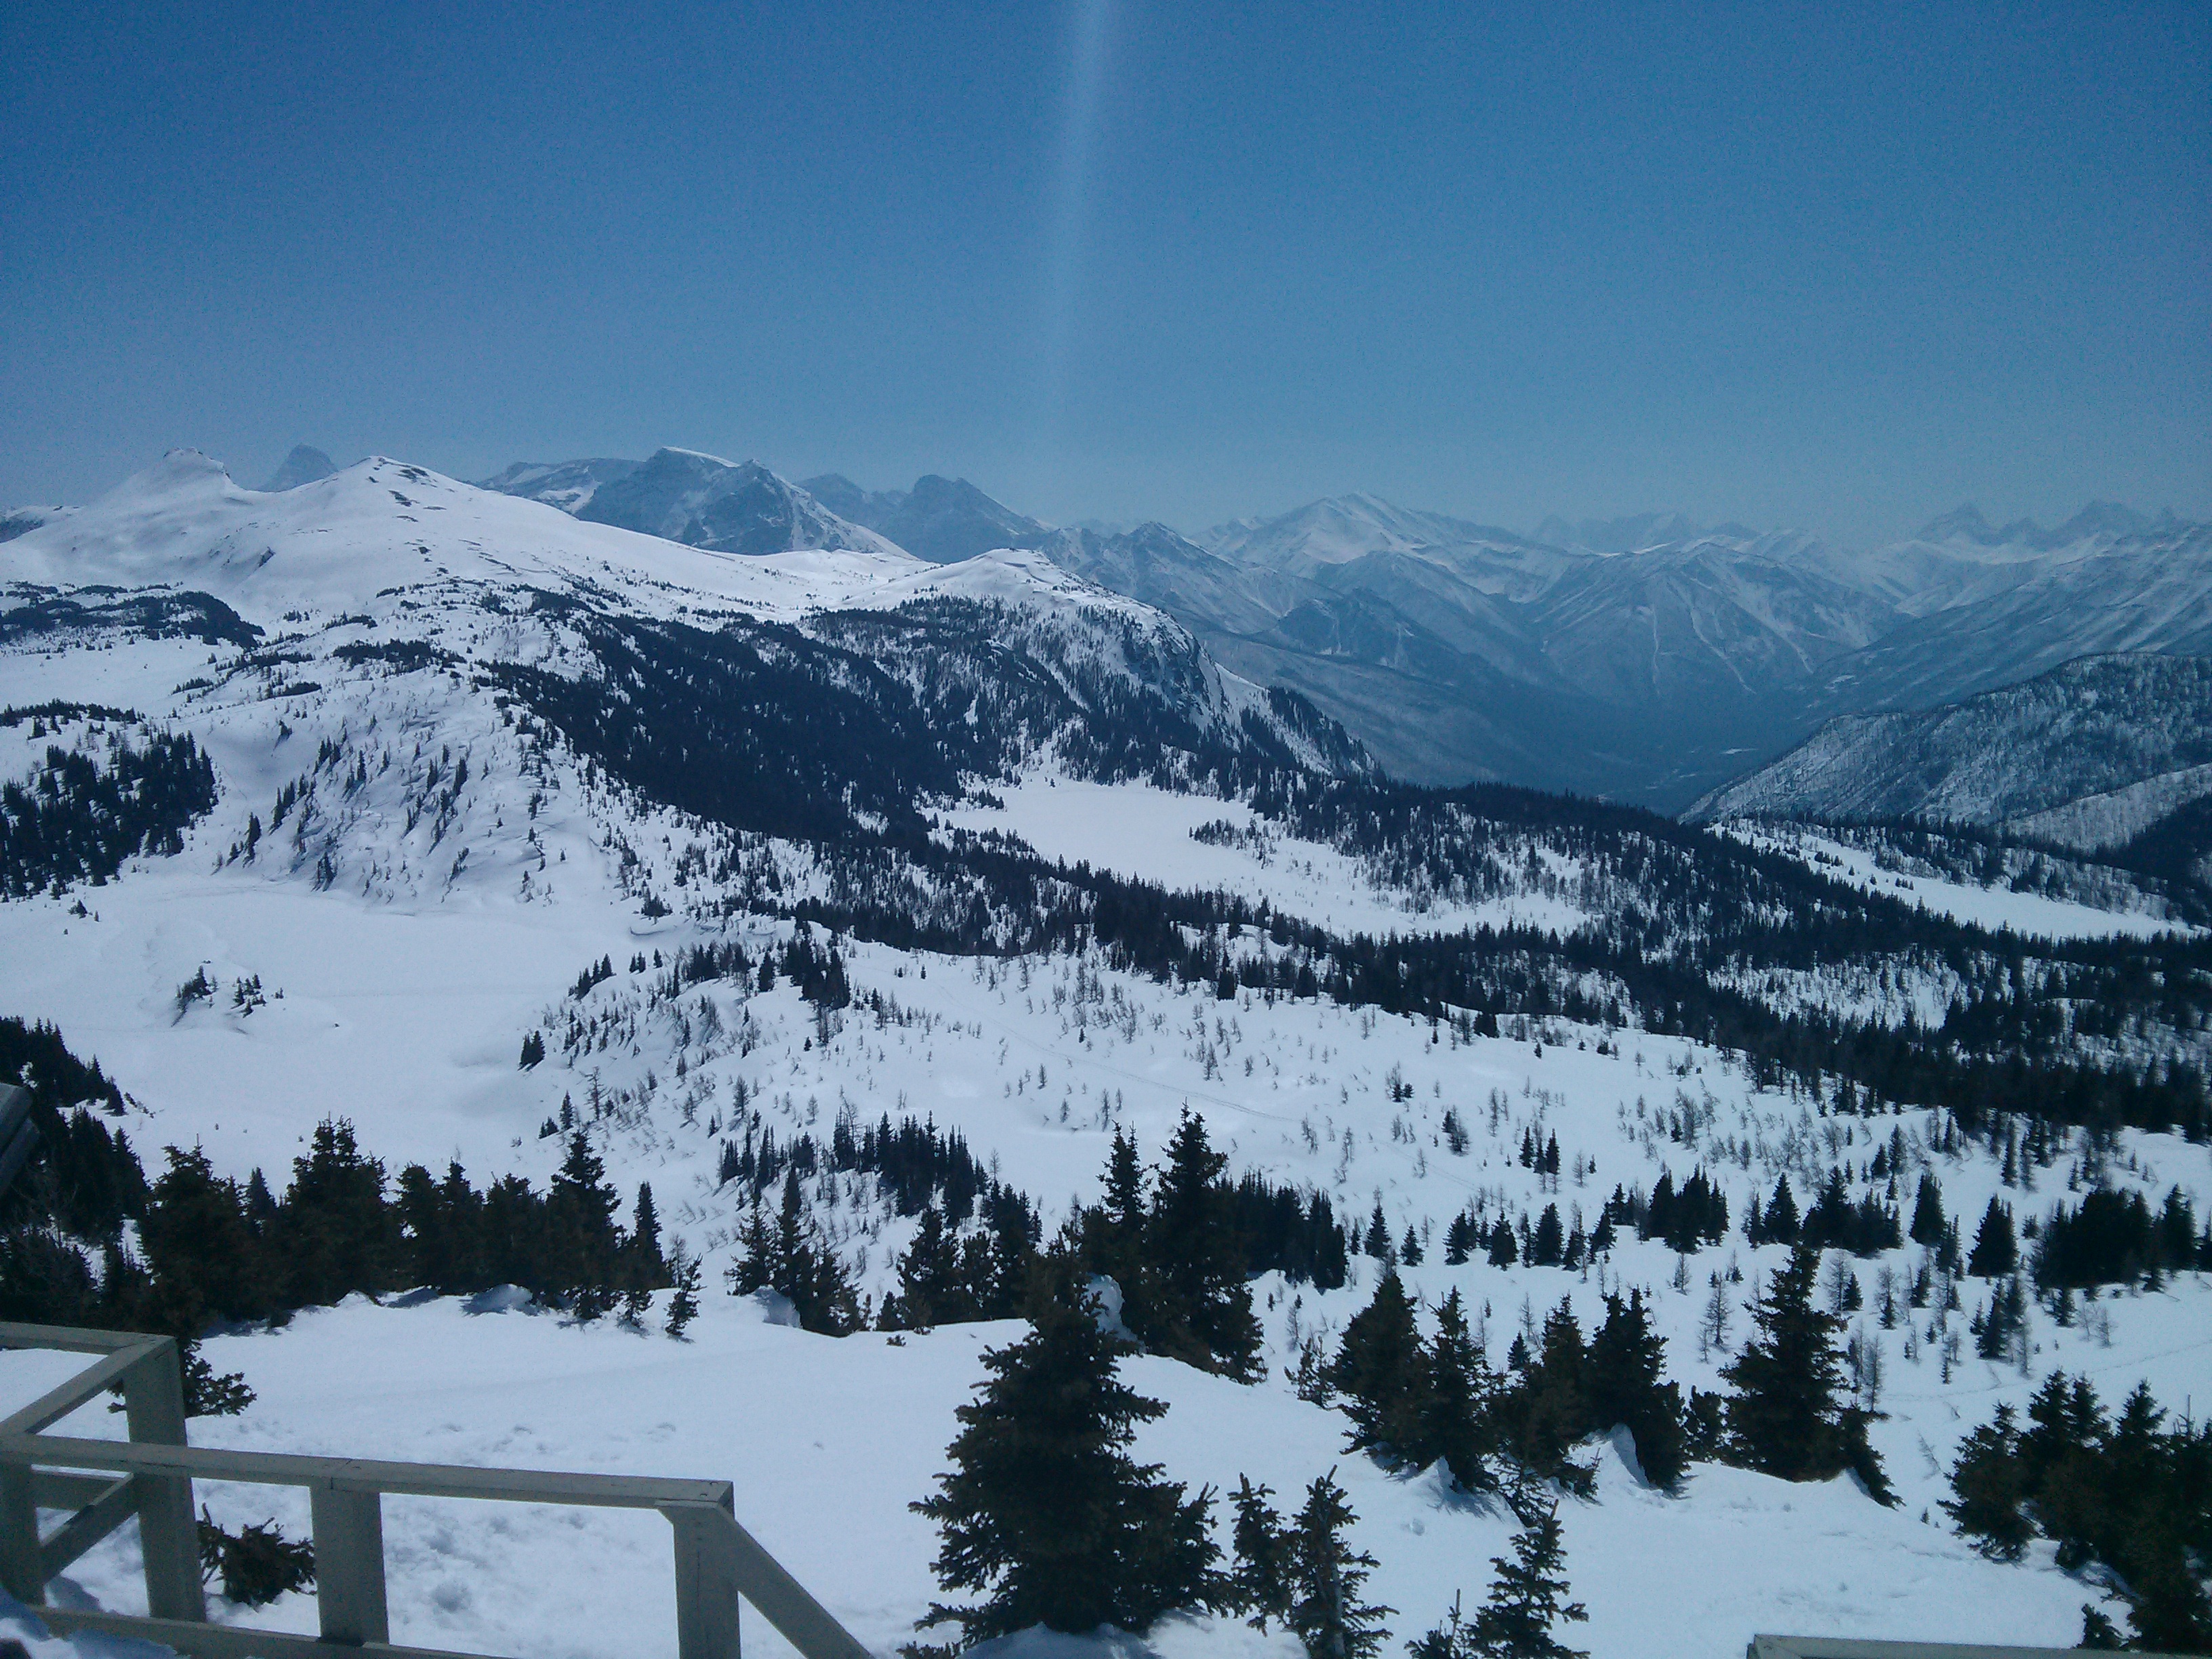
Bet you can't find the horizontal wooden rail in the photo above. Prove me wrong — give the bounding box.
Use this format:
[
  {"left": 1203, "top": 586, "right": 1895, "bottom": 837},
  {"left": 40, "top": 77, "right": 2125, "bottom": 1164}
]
[
  {"left": 0, "top": 1322, "right": 873, "bottom": 1659},
  {"left": 6, "top": 1433, "right": 737, "bottom": 1510}
]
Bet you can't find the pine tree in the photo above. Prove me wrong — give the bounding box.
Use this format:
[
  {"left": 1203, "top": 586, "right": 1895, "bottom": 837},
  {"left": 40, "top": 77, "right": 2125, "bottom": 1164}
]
[
  {"left": 1327, "top": 1269, "right": 1431, "bottom": 1465},
  {"left": 1942, "top": 1403, "right": 2030, "bottom": 1559},
  {"left": 1229, "top": 1476, "right": 1293, "bottom": 1629},
  {"left": 1502, "top": 1300, "right": 1592, "bottom": 1491},
  {"left": 548, "top": 1131, "right": 622, "bottom": 1321},
  {"left": 1761, "top": 1176, "right": 1800, "bottom": 1245},
  {"left": 909, "top": 1256, "right": 1222, "bottom": 1644},
  {"left": 663, "top": 1243, "right": 701, "bottom": 1339},
  {"left": 1142, "top": 1110, "right": 1263, "bottom": 1379},
  {"left": 1424, "top": 1288, "right": 1499, "bottom": 1492},
  {"left": 629, "top": 1183, "right": 668, "bottom": 1289},
  {"left": 1967, "top": 1196, "right": 2018, "bottom": 1278},
  {"left": 1720, "top": 1244, "right": 1888, "bottom": 1499},
  {"left": 1463, "top": 1494, "right": 1588, "bottom": 1659},
  {"left": 1087, "top": 1127, "right": 1150, "bottom": 1328},
  {"left": 136, "top": 1144, "right": 270, "bottom": 1329},
  {"left": 1908, "top": 1173, "right": 1946, "bottom": 1247},
  {"left": 274, "top": 1118, "right": 401, "bottom": 1309},
  {"left": 1584, "top": 1290, "right": 1684, "bottom": 1489},
  {"left": 887, "top": 1204, "right": 971, "bottom": 1332},
  {"left": 1285, "top": 1471, "right": 1392, "bottom": 1659}
]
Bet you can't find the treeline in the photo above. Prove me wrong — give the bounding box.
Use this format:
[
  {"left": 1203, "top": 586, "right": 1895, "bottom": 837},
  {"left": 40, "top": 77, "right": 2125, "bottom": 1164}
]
[
  {"left": 546, "top": 693, "right": 2208, "bottom": 1146},
  {"left": 2032, "top": 1187, "right": 2207, "bottom": 1290},
  {"left": 724, "top": 1107, "right": 1352, "bottom": 1355},
  {"left": 493, "top": 599, "right": 1351, "bottom": 858},
  {"left": 0, "top": 705, "right": 218, "bottom": 896},
  {"left": 1740, "top": 1169, "right": 1902, "bottom": 1255},
  {"left": 754, "top": 822, "right": 2212, "bottom": 1145},
  {"left": 1, "top": 1020, "right": 683, "bottom": 1408},
  {"left": 1317, "top": 1237, "right": 1889, "bottom": 1511},
  {"left": 14, "top": 1120, "right": 671, "bottom": 1336},
  {"left": 1948, "top": 1374, "right": 2211, "bottom": 1650}
]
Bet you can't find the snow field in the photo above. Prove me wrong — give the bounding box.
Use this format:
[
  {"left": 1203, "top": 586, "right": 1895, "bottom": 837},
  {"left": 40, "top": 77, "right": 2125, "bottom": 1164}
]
[
  {"left": 1719, "top": 825, "right": 2193, "bottom": 941},
  {"left": 941, "top": 777, "right": 1589, "bottom": 941},
  {"left": 3, "top": 882, "right": 2207, "bottom": 1653},
  {"left": 3, "top": 458, "right": 2209, "bottom": 1654}
]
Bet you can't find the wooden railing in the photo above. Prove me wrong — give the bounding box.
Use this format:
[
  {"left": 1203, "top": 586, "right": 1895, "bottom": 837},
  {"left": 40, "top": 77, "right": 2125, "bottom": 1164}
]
[{"left": 0, "top": 1321, "right": 871, "bottom": 1658}]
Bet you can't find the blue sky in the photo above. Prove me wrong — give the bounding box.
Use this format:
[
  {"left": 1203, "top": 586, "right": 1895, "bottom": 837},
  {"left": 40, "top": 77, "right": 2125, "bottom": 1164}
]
[{"left": 3, "top": 1, "right": 2205, "bottom": 543}]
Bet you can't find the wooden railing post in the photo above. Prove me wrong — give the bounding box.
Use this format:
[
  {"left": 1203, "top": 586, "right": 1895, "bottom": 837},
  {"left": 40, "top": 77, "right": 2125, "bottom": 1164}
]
[
  {"left": 0, "top": 1458, "right": 41, "bottom": 1606},
  {"left": 310, "top": 1484, "right": 390, "bottom": 1645},
  {"left": 664, "top": 1498, "right": 741, "bottom": 1659},
  {"left": 120, "top": 1337, "right": 204, "bottom": 1623}
]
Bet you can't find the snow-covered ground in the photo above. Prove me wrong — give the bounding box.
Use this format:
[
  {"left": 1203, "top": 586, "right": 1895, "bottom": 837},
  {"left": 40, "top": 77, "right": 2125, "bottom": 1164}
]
[
  {"left": 943, "top": 776, "right": 1588, "bottom": 940},
  {"left": 3, "top": 1253, "right": 2180, "bottom": 1659},
  {"left": 3, "top": 451, "right": 2208, "bottom": 1657},
  {"left": 3, "top": 883, "right": 2205, "bottom": 1655},
  {"left": 1719, "top": 824, "right": 2192, "bottom": 941}
]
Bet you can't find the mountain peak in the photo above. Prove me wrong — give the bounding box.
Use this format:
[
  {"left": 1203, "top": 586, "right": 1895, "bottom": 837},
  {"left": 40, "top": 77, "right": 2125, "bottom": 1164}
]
[
  {"left": 1915, "top": 503, "right": 1997, "bottom": 543},
  {"left": 260, "top": 445, "right": 338, "bottom": 492},
  {"left": 575, "top": 450, "right": 891, "bottom": 558}
]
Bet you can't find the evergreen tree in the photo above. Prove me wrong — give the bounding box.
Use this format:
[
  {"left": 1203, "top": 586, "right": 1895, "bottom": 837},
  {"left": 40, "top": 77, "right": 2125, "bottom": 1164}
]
[
  {"left": 137, "top": 1145, "right": 270, "bottom": 1328},
  {"left": 887, "top": 1204, "right": 972, "bottom": 1331},
  {"left": 663, "top": 1243, "right": 701, "bottom": 1339},
  {"left": 1502, "top": 1301, "right": 1593, "bottom": 1492},
  {"left": 1464, "top": 1494, "right": 1588, "bottom": 1659},
  {"left": 1328, "top": 1270, "right": 1431, "bottom": 1465},
  {"left": 1424, "top": 1288, "right": 1499, "bottom": 1492},
  {"left": 548, "top": 1130, "right": 623, "bottom": 1320},
  {"left": 1760, "top": 1176, "right": 1800, "bottom": 1246},
  {"left": 909, "top": 1256, "right": 1222, "bottom": 1644},
  {"left": 1908, "top": 1173, "right": 1946, "bottom": 1247},
  {"left": 1086, "top": 1128, "right": 1150, "bottom": 1327},
  {"left": 1530, "top": 1205, "right": 1563, "bottom": 1267},
  {"left": 1584, "top": 1290, "right": 1685, "bottom": 1489},
  {"left": 1942, "top": 1403, "right": 2031, "bottom": 1559},
  {"left": 1966, "top": 1196, "right": 2018, "bottom": 1278},
  {"left": 274, "top": 1119, "right": 401, "bottom": 1310},
  {"left": 628, "top": 1183, "right": 668, "bottom": 1289},
  {"left": 1285, "top": 1471, "right": 1392, "bottom": 1659},
  {"left": 1229, "top": 1476, "right": 1293, "bottom": 1630},
  {"left": 1142, "top": 1110, "right": 1263, "bottom": 1379},
  {"left": 1721, "top": 1245, "right": 1889, "bottom": 1500}
]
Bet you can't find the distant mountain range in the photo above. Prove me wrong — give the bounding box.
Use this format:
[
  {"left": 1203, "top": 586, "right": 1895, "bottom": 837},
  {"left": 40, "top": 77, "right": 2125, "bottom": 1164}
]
[
  {"left": 1686, "top": 653, "right": 2212, "bottom": 894},
  {"left": 201, "top": 445, "right": 2204, "bottom": 811}
]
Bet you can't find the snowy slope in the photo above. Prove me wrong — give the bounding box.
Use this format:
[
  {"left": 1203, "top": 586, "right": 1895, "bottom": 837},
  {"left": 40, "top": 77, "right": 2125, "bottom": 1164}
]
[
  {"left": 1, "top": 935, "right": 2200, "bottom": 1656},
  {"left": 1687, "top": 654, "right": 2212, "bottom": 836},
  {"left": 3, "top": 453, "right": 2209, "bottom": 1657}
]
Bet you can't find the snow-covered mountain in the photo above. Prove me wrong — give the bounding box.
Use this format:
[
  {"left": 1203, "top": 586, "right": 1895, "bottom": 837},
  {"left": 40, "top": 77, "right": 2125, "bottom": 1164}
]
[
  {"left": 476, "top": 455, "right": 2212, "bottom": 807},
  {"left": 482, "top": 447, "right": 901, "bottom": 559},
  {"left": 804, "top": 472, "right": 1051, "bottom": 566},
  {"left": 1192, "top": 499, "right": 2212, "bottom": 805},
  {"left": 4, "top": 447, "right": 2210, "bottom": 1657},
  {"left": 1688, "top": 655, "right": 2212, "bottom": 831},
  {"left": 475, "top": 455, "right": 640, "bottom": 514},
  {"left": 258, "top": 444, "right": 337, "bottom": 492},
  {"left": 1685, "top": 654, "right": 2212, "bottom": 901}
]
